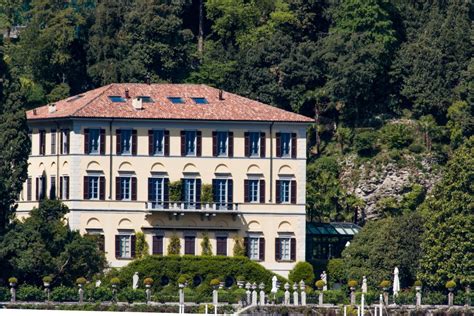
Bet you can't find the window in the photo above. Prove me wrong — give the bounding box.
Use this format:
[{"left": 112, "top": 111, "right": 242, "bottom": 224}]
[
  {"left": 60, "top": 176, "right": 69, "bottom": 200},
  {"left": 249, "top": 180, "right": 259, "bottom": 202},
  {"left": 191, "top": 97, "right": 208, "bottom": 104},
  {"left": 39, "top": 130, "right": 46, "bottom": 155},
  {"left": 249, "top": 237, "right": 260, "bottom": 260},
  {"left": 280, "top": 238, "right": 291, "bottom": 261},
  {"left": 116, "top": 176, "right": 136, "bottom": 201},
  {"left": 120, "top": 129, "right": 132, "bottom": 155},
  {"left": 37, "top": 176, "right": 47, "bottom": 200},
  {"left": 51, "top": 129, "right": 56, "bottom": 155},
  {"left": 50, "top": 176, "right": 56, "bottom": 199},
  {"left": 249, "top": 132, "right": 260, "bottom": 156},
  {"left": 118, "top": 235, "right": 132, "bottom": 258},
  {"left": 152, "top": 236, "right": 163, "bottom": 255},
  {"left": 89, "top": 176, "right": 100, "bottom": 199},
  {"left": 26, "top": 177, "right": 32, "bottom": 201},
  {"left": 184, "top": 236, "right": 195, "bottom": 255},
  {"left": 275, "top": 237, "right": 296, "bottom": 261},
  {"left": 149, "top": 178, "right": 165, "bottom": 208},
  {"left": 183, "top": 178, "right": 196, "bottom": 209},
  {"left": 61, "top": 129, "right": 70, "bottom": 154},
  {"left": 152, "top": 130, "right": 164, "bottom": 155},
  {"left": 168, "top": 97, "right": 185, "bottom": 104},
  {"left": 120, "top": 177, "right": 131, "bottom": 200},
  {"left": 138, "top": 96, "right": 153, "bottom": 103},
  {"left": 280, "top": 133, "right": 291, "bottom": 157},
  {"left": 88, "top": 129, "right": 100, "bottom": 154},
  {"left": 213, "top": 179, "right": 233, "bottom": 210},
  {"left": 216, "top": 237, "right": 227, "bottom": 256},
  {"left": 109, "top": 96, "right": 126, "bottom": 102},
  {"left": 280, "top": 180, "right": 290, "bottom": 203},
  {"left": 217, "top": 132, "right": 228, "bottom": 156},
  {"left": 185, "top": 131, "right": 196, "bottom": 156}
]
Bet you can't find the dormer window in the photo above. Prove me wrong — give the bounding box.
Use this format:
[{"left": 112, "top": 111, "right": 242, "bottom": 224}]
[
  {"left": 139, "top": 96, "right": 154, "bottom": 103},
  {"left": 191, "top": 97, "right": 208, "bottom": 104},
  {"left": 109, "top": 96, "right": 126, "bottom": 103},
  {"left": 168, "top": 97, "right": 185, "bottom": 104}
]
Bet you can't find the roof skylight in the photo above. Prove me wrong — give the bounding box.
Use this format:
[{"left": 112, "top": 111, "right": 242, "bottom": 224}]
[
  {"left": 67, "top": 95, "right": 84, "bottom": 102},
  {"left": 192, "top": 97, "right": 208, "bottom": 104},
  {"left": 109, "top": 96, "right": 126, "bottom": 103},
  {"left": 168, "top": 97, "right": 185, "bottom": 104},
  {"left": 138, "top": 96, "right": 154, "bottom": 103}
]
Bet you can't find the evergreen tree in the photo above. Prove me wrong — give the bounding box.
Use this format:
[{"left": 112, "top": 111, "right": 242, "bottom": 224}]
[{"left": 418, "top": 139, "right": 474, "bottom": 288}]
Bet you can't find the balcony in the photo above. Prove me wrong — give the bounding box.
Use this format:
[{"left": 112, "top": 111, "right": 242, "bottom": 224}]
[{"left": 145, "top": 201, "right": 239, "bottom": 213}]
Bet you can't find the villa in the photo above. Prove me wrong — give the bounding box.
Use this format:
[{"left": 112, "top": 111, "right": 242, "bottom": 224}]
[{"left": 18, "top": 83, "right": 313, "bottom": 277}]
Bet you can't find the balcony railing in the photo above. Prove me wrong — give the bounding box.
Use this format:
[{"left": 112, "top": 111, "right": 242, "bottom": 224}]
[{"left": 145, "top": 201, "right": 239, "bottom": 212}]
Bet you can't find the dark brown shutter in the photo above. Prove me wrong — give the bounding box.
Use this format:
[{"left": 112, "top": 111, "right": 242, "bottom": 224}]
[
  {"left": 164, "top": 130, "right": 170, "bottom": 156},
  {"left": 212, "top": 179, "right": 218, "bottom": 204},
  {"left": 83, "top": 176, "right": 89, "bottom": 199},
  {"left": 212, "top": 131, "right": 217, "bottom": 157},
  {"left": 59, "top": 177, "right": 63, "bottom": 199},
  {"left": 243, "top": 237, "right": 249, "bottom": 257},
  {"left": 65, "top": 176, "right": 70, "bottom": 199},
  {"left": 39, "top": 130, "right": 46, "bottom": 155},
  {"left": 84, "top": 129, "right": 90, "bottom": 154},
  {"left": 115, "top": 177, "right": 121, "bottom": 200},
  {"left": 260, "top": 132, "right": 266, "bottom": 158},
  {"left": 148, "top": 178, "right": 153, "bottom": 202},
  {"left": 196, "top": 131, "right": 202, "bottom": 157},
  {"left": 116, "top": 129, "right": 122, "bottom": 155},
  {"left": 99, "top": 177, "right": 105, "bottom": 200},
  {"left": 291, "top": 180, "right": 297, "bottom": 204},
  {"left": 244, "top": 180, "right": 249, "bottom": 203},
  {"left": 276, "top": 180, "right": 281, "bottom": 203},
  {"left": 131, "top": 177, "right": 137, "bottom": 201},
  {"left": 196, "top": 179, "right": 201, "bottom": 209},
  {"left": 244, "top": 132, "right": 250, "bottom": 157},
  {"left": 227, "top": 179, "right": 233, "bottom": 210},
  {"left": 152, "top": 236, "right": 163, "bottom": 255},
  {"left": 259, "top": 237, "right": 265, "bottom": 261},
  {"left": 148, "top": 130, "right": 153, "bottom": 155},
  {"left": 228, "top": 132, "right": 234, "bottom": 157},
  {"left": 131, "top": 235, "right": 137, "bottom": 258},
  {"left": 216, "top": 237, "right": 227, "bottom": 256},
  {"left": 291, "top": 238, "right": 296, "bottom": 261},
  {"left": 259, "top": 179, "right": 265, "bottom": 203},
  {"left": 98, "top": 235, "right": 105, "bottom": 252},
  {"left": 60, "top": 130, "right": 63, "bottom": 154},
  {"left": 27, "top": 178, "right": 32, "bottom": 201},
  {"left": 275, "top": 238, "right": 281, "bottom": 261},
  {"left": 164, "top": 178, "right": 169, "bottom": 209},
  {"left": 276, "top": 133, "right": 281, "bottom": 157},
  {"left": 185, "top": 236, "right": 195, "bottom": 255},
  {"left": 115, "top": 235, "right": 121, "bottom": 258},
  {"left": 180, "top": 131, "right": 185, "bottom": 156},
  {"left": 100, "top": 129, "right": 106, "bottom": 155},
  {"left": 65, "top": 129, "right": 70, "bottom": 154},
  {"left": 35, "top": 177, "right": 39, "bottom": 200},
  {"left": 132, "top": 130, "right": 137, "bottom": 155},
  {"left": 291, "top": 133, "right": 297, "bottom": 159}
]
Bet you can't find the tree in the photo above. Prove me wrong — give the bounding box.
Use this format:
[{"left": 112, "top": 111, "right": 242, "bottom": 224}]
[
  {"left": 418, "top": 139, "right": 474, "bottom": 288},
  {"left": 167, "top": 234, "right": 181, "bottom": 255},
  {"left": 0, "top": 200, "right": 105, "bottom": 285},
  {"left": 0, "top": 41, "right": 30, "bottom": 234},
  {"left": 200, "top": 232, "right": 212, "bottom": 256},
  {"left": 288, "top": 261, "right": 314, "bottom": 285},
  {"left": 134, "top": 231, "right": 149, "bottom": 259}
]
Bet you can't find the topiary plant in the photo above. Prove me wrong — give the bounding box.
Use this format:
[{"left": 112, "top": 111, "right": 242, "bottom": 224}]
[
  {"left": 379, "top": 280, "right": 391, "bottom": 289},
  {"left": 144, "top": 277, "right": 154, "bottom": 286},
  {"left": 414, "top": 280, "right": 422, "bottom": 287},
  {"left": 210, "top": 278, "right": 221, "bottom": 287},
  {"left": 236, "top": 275, "right": 245, "bottom": 282},
  {"left": 445, "top": 280, "right": 456, "bottom": 289},
  {"left": 110, "top": 277, "right": 120, "bottom": 286},
  {"left": 42, "top": 276, "right": 53, "bottom": 284},
  {"left": 167, "top": 234, "right": 181, "bottom": 255},
  {"left": 200, "top": 232, "right": 213, "bottom": 256},
  {"left": 201, "top": 184, "right": 213, "bottom": 204},
  {"left": 177, "top": 274, "right": 190, "bottom": 285},
  {"left": 233, "top": 236, "right": 245, "bottom": 256},
  {"left": 169, "top": 181, "right": 182, "bottom": 203},
  {"left": 8, "top": 277, "right": 18, "bottom": 284},
  {"left": 76, "top": 277, "right": 87, "bottom": 285},
  {"left": 348, "top": 280, "right": 358, "bottom": 288},
  {"left": 288, "top": 262, "right": 315, "bottom": 285},
  {"left": 315, "top": 280, "right": 326, "bottom": 290}
]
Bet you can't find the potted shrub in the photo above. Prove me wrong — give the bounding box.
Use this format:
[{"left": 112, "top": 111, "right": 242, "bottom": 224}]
[
  {"left": 177, "top": 274, "right": 190, "bottom": 287},
  {"left": 8, "top": 277, "right": 17, "bottom": 303},
  {"left": 144, "top": 277, "right": 154, "bottom": 288},
  {"left": 236, "top": 276, "right": 245, "bottom": 288},
  {"left": 43, "top": 276, "right": 53, "bottom": 287},
  {"left": 210, "top": 278, "right": 221, "bottom": 290},
  {"left": 347, "top": 280, "right": 358, "bottom": 290},
  {"left": 8, "top": 277, "right": 18, "bottom": 287},
  {"left": 76, "top": 277, "right": 87, "bottom": 287},
  {"left": 446, "top": 280, "right": 456, "bottom": 291},
  {"left": 110, "top": 277, "right": 120, "bottom": 288},
  {"left": 379, "top": 280, "right": 391, "bottom": 291},
  {"left": 414, "top": 280, "right": 422, "bottom": 291},
  {"left": 315, "top": 280, "right": 326, "bottom": 290}
]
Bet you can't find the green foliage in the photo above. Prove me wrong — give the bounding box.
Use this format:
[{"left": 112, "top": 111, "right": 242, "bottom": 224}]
[
  {"left": 168, "top": 181, "right": 182, "bottom": 203},
  {"left": 135, "top": 232, "right": 149, "bottom": 259},
  {"left": 76, "top": 277, "right": 87, "bottom": 285},
  {"left": 315, "top": 280, "right": 325, "bottom": 290},
  {"left": 117, "top": 287, "right": 146, "bottom": 303},
  {"left": 17, "top": 285, "right": 45, "bottom": 301},
  {"left": 42, "top": 276, "right": 52, "bottom": 283},
  {"left": 288, "top": 262, "right": 314, "bottom": 285},
  {"left": 143, "top": 278, "right": 153, "bottom": 286},
  {"left": 8, "top": 277, "right": 17, "bottom": 284},
  {"left": 445, "top": 280, "right": 456, "bottom": 289},
  {"left": 50, "top": 285, "right": 77, "bottom": 302},
  {"left": 177, "top": 274, "right": 190, "bottom": 285},
  {"left": 0, "top": 287, "right": 10, "bottom": 301},
  {"left": 88, "top": 286, "right": 113, "bottom": 302},
  {"left": 394, "top": 290, "right": 415, "bottom": 305},
  {"left": 200, "top": 233, "right": 213, "bottom": 256},
  {"left": 167, "top": 235, "right": 181, "bottom": 255},
  {"left": 418, "top": 140, "right": 474, "bottom": 288},
  {"left": 233, "top": 236, "right": 245, "bottom": 257},
  {"left": 347, "top": 280, "right": 358, "bottom": 288},
  {"left": 354, "top": 130, "right": 378, "bottom": 156},
  {"left": 380, "top": 123, "right": 414, "bottom": 149},
  {"left": 209, "top": 278, "right": 220, "bottom": 287},
  {"left": 327, "top": 259, "right": 346, "bottom": 284},
  {"left": 379, "top": 280, "right": 390, "bottom": 289},
  {"left": 110, "top": 277, "right": 120, "bottom": 285},
  {"left": 414, "top": 280, "right": 422, "bottom": 287},
  {"left": 201, "top": 184, "right": 213, "bottom": 204},
  {"left": 447, "top": 101, "right": 473, "bottom": 148}
]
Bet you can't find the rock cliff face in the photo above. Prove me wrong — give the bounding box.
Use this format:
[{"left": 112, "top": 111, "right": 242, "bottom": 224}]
[{"left": 340, "top": 154, "right": 441, "bottom": 220}]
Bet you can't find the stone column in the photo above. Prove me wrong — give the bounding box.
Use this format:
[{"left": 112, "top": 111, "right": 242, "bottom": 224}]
[
  {"left": 293, "top": 283, "right": 299, "bottom": 306},
  {"left": 78, "top": 284, "right": 84, "bottom": 304},
  {"left": 213, "top": 289, "right": 218, "bottom": 305},
  {"left": 259, "top": 283, "right": 265, "bottom": 306},
  {"left": 415, "top": 286, "right": 422, "bottom": 307},
  {"left": 350, "top": 287, "right": 356, "bottom": 305},
  {"left": 9, "top": 283, "right": 16, "bottom": 303},
  {"left": 448, "top": 289, "right": 454, "bottom": 306},
  {"left": 300, "top": 280, "right": 306, "bottom": 306},
  {"left": 251, "top": 283, "right": 258, "bottom": 306},
  {"left": 179, "top": 283, "right": 185, "bottom": 314},
  {"left": 245, "top": 282, "right": 251, "bottom": 306},
  {"left": 145, "top": 285, "right": 151, "bottom": 303},
  {"left": 465, "top": 286, "right": 471, "bottom": 307},
  {"left": 284, "top": 283, "right": 290, "bottom": 305}
]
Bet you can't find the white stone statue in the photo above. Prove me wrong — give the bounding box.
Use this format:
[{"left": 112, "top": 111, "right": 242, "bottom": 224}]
[
  {"left": 362, "top": 276, "right": 368, "bottom": 294},
  {"left": 132, "top": 272, "right": 139, "bottom": 290},
  {"left": 271, "top": 276, "right": 278, "bottom": 294},
  {"left": 95, "top": 280, "right": 101, "bottom": 288},
  {"left": 320, "top": 271, "right": 328, "bottom": 291}
]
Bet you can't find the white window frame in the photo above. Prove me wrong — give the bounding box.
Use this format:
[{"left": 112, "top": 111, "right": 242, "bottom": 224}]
[
  {"left": 249, "top": 179, "right": 260, "bottom": 203},
  {"left": 51, "top": 129, "right": 56, "bottom": 155},
  {"left": 120, "top": 177, "right": 131, "bottom": 200},
  {"left": 249, "top": 131, "right": 260, "bottom": 157},
  {"left": 216, "top": 131, "right": 228, "bottom": 157},
  {"left": 185, "top": 131, "right": 197, "bottom": 156},
  {"left": 88, "top": 176, "right": 100, "bottom": 200},
  {"left": 121, "top": 129, "right": 132, "bottom": 155},
  {"left": 119, "top": 234, "right": 132, "bottom": 258},
  {"left": 89, "top": 128, "right": 100, "bottom": 154},
  {"left": 280, "top": 179, "right": 291, "bottom": 204},
  {"left": 150, "top": 177, "right": 165, "bottom": 208},
  {"left": 215, "top": 178, "right": 230, "bottom": 210},
  {"left": 153, "top": 130, "right": 165, "bottom": 156},
  {"left": 183, "top": 178, "right": 197, "bottom": 209},
  {"left": 249, "top": 237, "right": 260, "bottom": 261},
  {"left": 280, "top": 132, "right": 292, "bottom": 157},
  {"left": 60, "top": 175, "right": 68, "bottom": 199},
  {"left": 280, "top": 237, "right": 292, "bottom": 261},
  {"left": 61, "top": 129, "right": 69, "bottom": 154}
]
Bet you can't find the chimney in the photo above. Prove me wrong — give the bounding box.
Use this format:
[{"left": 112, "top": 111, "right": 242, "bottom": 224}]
[
  {"left": 48, "top": 103, "right": 56, "bottom": 113},
  {"left": 132, "top": 97, "right": 143, "bottom": 110},
  {"left": 125, "top": 88, "right": 130, "bottom": 99},
  {"left": 219, "top": 89, "right": 224, "bottom": 100}
]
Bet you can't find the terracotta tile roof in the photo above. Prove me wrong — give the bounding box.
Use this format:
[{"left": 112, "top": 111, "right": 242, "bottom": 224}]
[{"left": 26, "top": 84, "right": 313, "bottom": 123}]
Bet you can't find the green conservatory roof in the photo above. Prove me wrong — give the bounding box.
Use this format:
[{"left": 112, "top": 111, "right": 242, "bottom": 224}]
[{"left": 306, "top": 222, "right": 361, "bottom": 236}]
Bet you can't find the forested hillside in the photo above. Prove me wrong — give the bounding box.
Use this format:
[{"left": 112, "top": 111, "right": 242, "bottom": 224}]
[{"left": 0, "top": 0, "right": 472, "bottom": 289}]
